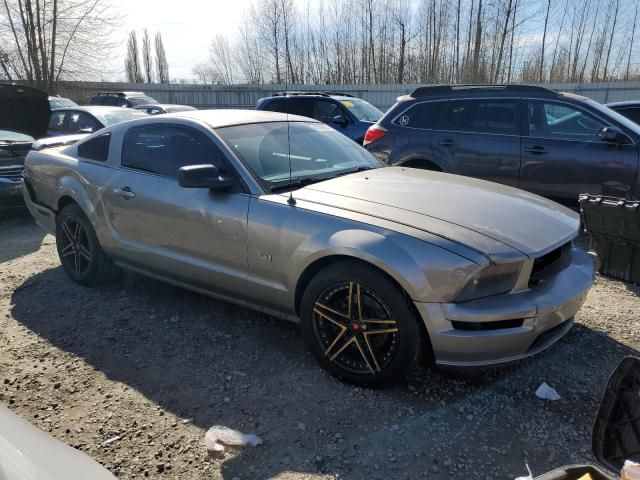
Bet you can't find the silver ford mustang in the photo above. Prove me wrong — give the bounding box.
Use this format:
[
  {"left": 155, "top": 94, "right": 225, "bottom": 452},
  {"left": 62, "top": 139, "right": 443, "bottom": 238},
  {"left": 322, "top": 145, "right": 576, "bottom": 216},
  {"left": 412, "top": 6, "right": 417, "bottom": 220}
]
[{"left": 22, "top": 110, "right": 595, "bottom": 385}]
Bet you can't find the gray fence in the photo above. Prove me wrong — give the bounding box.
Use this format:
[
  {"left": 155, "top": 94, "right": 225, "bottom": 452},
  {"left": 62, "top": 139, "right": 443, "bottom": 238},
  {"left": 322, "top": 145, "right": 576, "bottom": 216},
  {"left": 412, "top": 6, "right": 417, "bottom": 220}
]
[{"left": 56, "top": 81, "right": 640, "bottom": 111}]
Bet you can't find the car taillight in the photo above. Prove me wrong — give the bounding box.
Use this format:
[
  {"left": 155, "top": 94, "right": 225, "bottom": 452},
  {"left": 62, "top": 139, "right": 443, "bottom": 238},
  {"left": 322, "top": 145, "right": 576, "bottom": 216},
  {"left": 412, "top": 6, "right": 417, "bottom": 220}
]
[{"left": 363, "top": 125, "right": 386, "bottom": 146}]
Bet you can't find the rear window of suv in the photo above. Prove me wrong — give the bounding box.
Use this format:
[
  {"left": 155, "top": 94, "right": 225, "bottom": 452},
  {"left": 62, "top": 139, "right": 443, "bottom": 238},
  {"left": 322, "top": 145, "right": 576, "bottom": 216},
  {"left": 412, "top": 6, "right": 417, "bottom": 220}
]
[
  {"left": 393, "top": 101, "right": 447, "bottom": 129},
  {"left": 437, "top": 99, "right": 520, "bottom": 135}
]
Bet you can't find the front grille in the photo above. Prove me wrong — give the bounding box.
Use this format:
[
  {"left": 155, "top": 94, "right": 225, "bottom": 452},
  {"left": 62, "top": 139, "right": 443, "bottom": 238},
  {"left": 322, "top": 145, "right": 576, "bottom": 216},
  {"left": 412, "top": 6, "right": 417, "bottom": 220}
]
[
  {"left": 529, "top": 242, "right": 571, "bottom": 286},
  {"left": 0, "top": 165, "right": 24, "bottom": 182},
  {"left": 451, "top": 318, "right": 524, "bottom": 331}
]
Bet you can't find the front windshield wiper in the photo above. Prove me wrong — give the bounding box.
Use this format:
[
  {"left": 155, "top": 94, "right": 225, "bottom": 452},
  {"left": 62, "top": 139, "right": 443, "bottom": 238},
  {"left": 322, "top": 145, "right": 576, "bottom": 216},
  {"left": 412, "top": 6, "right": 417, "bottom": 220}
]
[
  {"left": 270, "top": 176, "right": 326, "bottom": 193},
  {"left": 335, "top": 165, "right": 374, "bottom": 176}
]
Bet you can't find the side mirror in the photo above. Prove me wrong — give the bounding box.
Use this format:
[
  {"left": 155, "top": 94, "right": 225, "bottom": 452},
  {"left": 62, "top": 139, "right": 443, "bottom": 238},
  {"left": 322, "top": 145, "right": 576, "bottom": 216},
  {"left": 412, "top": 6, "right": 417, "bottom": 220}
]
[
  {"left": 599, "top": 126, "right": 630, "bottom": 144},
  {"left": 178, "top": 164, "right": 235, "bottom": 191},
  {"left": 331, "top": 114, "right": 348, "bottom": 127},
  {"left": 77, "top": 127, "right": 94, "bottom": 134}
]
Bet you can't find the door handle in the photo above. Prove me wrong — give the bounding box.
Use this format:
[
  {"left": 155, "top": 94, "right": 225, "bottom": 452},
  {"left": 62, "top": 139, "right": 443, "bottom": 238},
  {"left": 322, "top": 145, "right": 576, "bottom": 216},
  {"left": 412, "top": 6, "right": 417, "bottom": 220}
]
[
  {"left": 439, "top": 139, "right": 456, "bottom": 147},
  {"left": 525, "top": 146, "right": 549, "bottom": 155},
  {"left": 113, "top": 187, "right": 136, "bottom": 199}
]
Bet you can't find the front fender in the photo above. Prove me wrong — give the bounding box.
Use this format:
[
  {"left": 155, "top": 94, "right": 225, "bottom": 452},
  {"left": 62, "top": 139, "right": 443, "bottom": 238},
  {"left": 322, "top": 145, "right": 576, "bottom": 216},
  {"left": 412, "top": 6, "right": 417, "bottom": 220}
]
[{"left": 289, "top": 228, "right": 482, "bottom": 303}]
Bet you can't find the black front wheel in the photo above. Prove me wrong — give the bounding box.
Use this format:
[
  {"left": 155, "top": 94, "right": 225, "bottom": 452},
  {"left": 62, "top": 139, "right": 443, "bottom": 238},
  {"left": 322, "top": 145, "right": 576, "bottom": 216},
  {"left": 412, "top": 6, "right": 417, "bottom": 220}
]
[
  {"left": 56, "top": 204, "right": 118, "bottom": 285},
  {"left": 301, "top": 261, "right": 423, "bottom": 386}
]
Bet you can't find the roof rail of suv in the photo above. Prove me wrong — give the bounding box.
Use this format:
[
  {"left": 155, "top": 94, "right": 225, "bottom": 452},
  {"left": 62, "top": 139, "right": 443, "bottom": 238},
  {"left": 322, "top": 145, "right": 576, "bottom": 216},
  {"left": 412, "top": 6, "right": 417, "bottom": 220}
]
[
  {"left": 272, "top": 91, "right": 355, "bottom": 98},
  {"left": 96, "top": 92, "right": 145, "bottom": 97},
  {"left": 410, "top": 84, "right": 559, "bottom": 98}
]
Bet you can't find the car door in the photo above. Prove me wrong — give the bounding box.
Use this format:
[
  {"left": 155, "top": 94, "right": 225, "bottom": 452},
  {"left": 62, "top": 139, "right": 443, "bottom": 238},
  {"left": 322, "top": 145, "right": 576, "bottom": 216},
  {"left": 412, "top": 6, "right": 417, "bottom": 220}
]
[
  {"left": 520, "top": 99, "right": 639, "bottom": 201},
  {"left": 101, "top": 123, "right": 250, "bottom": 299},
  {"left": 429, "top": 98, "right": 522, "bottom": 187}
]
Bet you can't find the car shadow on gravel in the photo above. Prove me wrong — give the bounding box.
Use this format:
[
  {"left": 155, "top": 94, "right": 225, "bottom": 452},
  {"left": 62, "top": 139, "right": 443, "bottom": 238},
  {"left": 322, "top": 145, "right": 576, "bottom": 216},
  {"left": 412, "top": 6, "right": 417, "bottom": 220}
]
[
  {"left": 10, "top": 266, "right": 640, "bottom": 480},
  {"left": 0, "top": 215, "right": 46, "bottom": 263}
]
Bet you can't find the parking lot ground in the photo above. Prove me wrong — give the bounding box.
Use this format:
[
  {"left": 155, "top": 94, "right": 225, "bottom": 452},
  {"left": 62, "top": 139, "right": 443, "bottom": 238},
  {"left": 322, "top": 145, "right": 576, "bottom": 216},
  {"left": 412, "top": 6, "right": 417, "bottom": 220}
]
[{"left": 1, "top": 215, "right": 639, "bottom": 480}]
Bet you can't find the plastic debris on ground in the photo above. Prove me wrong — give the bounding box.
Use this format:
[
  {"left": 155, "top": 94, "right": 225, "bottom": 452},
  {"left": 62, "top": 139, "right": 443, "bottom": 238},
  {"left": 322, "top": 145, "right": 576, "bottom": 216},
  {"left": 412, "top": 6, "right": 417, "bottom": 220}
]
[
  {"left": 535, "top": 382, "right": 561, "bottom": 401},
  {"left": 514, "top": 463, "right": 533, "bottom": 480},
  {"left": 204, "top": 425, "right": 263, "bottom": 452},
  {"left": 623, "top": 460, "right": 640, "bottom": 480}
]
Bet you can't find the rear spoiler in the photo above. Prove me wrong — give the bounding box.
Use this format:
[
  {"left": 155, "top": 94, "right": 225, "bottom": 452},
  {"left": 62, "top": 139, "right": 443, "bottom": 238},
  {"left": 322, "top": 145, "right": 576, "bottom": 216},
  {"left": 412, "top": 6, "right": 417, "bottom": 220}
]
[{"left": 32, "top": 134, "right": 87, "bottom": 151}]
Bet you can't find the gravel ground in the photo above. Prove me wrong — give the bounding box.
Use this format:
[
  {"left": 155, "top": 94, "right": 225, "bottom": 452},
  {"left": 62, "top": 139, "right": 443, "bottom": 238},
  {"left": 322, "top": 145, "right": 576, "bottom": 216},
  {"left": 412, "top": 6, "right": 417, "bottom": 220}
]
[{"left": 1, "top": 214, "right": 639, "bottom": 480}]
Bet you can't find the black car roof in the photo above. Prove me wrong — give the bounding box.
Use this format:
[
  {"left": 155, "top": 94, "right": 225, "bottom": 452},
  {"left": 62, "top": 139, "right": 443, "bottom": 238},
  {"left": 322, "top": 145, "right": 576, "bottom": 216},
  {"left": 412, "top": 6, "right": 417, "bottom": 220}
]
[
  {"left": 605, "top": 100, "right": 640, "bottom": 108},
  {"left": 270, "top": 91, "right": 355, "bottom": 99}
]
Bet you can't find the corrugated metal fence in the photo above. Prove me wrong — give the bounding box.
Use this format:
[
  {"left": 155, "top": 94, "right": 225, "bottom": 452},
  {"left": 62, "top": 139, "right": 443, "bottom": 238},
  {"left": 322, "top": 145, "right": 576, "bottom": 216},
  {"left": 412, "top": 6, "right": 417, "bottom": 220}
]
[{"left": 56, "top": 81, "right": 640, "bottom": 111}]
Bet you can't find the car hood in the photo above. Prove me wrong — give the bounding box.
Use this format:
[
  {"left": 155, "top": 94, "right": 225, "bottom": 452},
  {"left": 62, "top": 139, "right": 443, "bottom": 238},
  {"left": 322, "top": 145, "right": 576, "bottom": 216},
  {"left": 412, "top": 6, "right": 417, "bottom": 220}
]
[
  {"left": 0, "top": 406, "right": 116, "bottom": 480},
  {"left": 0, "top": 83, "right": 50, "bottom": 139},
  {"left": 294, "top": 167, "right": 579, "bottom": 258}
]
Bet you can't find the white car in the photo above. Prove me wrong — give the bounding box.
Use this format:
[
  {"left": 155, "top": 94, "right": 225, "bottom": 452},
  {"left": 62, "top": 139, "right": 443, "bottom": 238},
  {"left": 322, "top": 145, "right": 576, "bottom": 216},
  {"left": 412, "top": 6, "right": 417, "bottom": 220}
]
[{"left": 0, "top": 405, "right": 115, "bottom": 479}]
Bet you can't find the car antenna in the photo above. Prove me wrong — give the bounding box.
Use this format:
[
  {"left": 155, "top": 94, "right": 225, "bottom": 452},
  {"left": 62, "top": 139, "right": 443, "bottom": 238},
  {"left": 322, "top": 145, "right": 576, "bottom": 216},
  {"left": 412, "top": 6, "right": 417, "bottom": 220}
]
[{"left": 285, "top": 62, "right": 296, "bottom": 206}]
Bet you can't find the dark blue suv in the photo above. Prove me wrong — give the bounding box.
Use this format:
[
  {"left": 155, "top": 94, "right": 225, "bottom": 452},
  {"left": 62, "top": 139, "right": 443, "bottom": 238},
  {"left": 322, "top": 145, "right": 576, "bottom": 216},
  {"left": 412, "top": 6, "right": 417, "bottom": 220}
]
[
  {"left": 364, "top": 84, "right": 640, "bottom": 203},
  {"left": 256, "top": 92, "right": 383, "bottom": 144}
]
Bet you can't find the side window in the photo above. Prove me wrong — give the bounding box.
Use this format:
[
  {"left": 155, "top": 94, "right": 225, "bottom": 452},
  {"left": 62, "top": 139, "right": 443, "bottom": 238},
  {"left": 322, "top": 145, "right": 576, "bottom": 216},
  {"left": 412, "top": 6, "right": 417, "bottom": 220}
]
[
  {"left": 285, "top": 98, "right": 313, "bottom": 118},
  {"left": 48, "top": 112, "right": 67, "bottom": 133},
  {"left": 67, "top": 112, "right": 100, "bottom": 133},
  {"left": 438, "top": 99, "right": 520, "bottom": 135},
  {"left": 261, "top": 98, "right": 285, "bottom": 112},
  {"left": 529, "top": 101, "right": 608, "bottom": 141},
  {"left": 312, "top": 100, "right": 342, "bottom": 123},
  {"left": 394, "top": 101, "right": 447, "bottom": 129},
  {"left": 122, "top": 125, "right": 226, "bottom": 178},
  {"left": 77, "top": 133, "right": 111, "bottom": 162}
]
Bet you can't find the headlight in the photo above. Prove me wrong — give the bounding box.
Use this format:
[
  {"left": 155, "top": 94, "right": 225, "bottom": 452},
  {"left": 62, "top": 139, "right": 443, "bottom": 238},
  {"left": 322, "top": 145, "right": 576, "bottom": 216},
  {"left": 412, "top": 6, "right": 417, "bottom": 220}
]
[{"left": 455, "top": 262, "right": 523, "bottom": 302}]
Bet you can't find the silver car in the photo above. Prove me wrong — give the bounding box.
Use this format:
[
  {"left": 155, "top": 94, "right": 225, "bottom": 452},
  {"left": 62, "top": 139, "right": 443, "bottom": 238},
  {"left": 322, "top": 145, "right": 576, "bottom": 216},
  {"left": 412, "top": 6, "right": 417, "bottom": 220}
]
[{"left": 22, "top": 110, "right": 595, "bottom": 385}]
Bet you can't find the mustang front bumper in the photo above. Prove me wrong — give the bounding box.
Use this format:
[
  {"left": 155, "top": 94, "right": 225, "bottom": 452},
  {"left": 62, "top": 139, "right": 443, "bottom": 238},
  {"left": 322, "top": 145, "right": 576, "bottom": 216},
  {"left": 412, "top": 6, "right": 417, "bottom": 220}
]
[{"left": 415, "top": 246, "right": 595, "bottom": 367}]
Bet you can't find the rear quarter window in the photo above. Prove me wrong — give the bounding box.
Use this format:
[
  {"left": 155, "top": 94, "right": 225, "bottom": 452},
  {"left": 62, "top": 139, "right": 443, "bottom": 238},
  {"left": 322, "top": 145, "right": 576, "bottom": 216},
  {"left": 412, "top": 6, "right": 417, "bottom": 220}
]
[
  {"left": 393, "top": 101, "right": 447, "bottom": 129},
  {"left": 77, "top": 133, "right": 111, "bottom": 162}
]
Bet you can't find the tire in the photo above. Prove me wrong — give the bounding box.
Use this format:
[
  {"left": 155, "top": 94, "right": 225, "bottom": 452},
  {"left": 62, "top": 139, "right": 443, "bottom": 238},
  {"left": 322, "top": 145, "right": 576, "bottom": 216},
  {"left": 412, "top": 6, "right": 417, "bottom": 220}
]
[
  {"left": 301, "top": 261, "right": 422, "bottom": 386},
  {"left": 55, "top": 203, "right": 118, "bottom": 286}
]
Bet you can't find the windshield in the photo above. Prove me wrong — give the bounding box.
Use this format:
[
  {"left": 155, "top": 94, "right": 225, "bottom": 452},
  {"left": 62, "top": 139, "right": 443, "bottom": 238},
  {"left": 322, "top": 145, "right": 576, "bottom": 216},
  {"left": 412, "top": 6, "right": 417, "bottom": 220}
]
[
  {"left": 50, "top": 98, "right": 78, "bottom": 109},
  {"left": 339, "top": 98, "right": 383, "bottom": 122},
  {"left": 216, "top": 121, "right": 384, "bottom": 191},
  {"left": 93, "top": 109, "right": 149, "bottom": 127},
  {"left": 128, "top": 96, "right": 159, "bottom": 106},
  {"left": 0, "top": 129, "right": 34, "bottom": 143}
]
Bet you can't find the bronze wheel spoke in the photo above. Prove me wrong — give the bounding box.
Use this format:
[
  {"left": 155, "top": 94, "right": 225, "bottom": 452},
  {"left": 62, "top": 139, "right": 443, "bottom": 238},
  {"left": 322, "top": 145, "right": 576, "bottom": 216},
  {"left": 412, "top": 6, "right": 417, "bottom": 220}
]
[
  {"left": 314, "top": 301, "right": 349, "bottom": 320},
  {"left": 362, "top": 319, "right": 397, "bottom": 325},
  {"left": 353, "top": 336, "right": 375, "bottom": 374},
  {"left": 313, "top": 305, "right": 348, "bottom": 327},
  {"left": 324, "top": 327, "right": 349, "bottom": 358},
  {"left": 362, "top": 333, "right": 382, "bottom": 373},
  {"left": 364, "top": 328, "right": 399, "bottom": 335},
  {"left": 327, "top": 335, "right": 358, "bottom": 362},
  {"left": 347, "top": 282, "right": 355, "bottom": 318}
]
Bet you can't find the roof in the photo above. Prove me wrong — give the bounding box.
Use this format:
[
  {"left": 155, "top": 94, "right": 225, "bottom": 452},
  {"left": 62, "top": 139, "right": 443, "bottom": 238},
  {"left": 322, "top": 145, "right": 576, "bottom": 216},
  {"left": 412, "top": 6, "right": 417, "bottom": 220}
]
[
  {"left": 410, "top": 84, "right": 560, "bottom": 98},
  {"left": 271, "top": 91, "right": 355, "bottom": 98},
  {"left": 95, "top": 91, "right": 148, "bottom": 97},
  {"left": 51, "top": 106, "right": 133, "bottom": 114},
  {"left": 168, "top": 109, "right": 317, "bottom": 128}
]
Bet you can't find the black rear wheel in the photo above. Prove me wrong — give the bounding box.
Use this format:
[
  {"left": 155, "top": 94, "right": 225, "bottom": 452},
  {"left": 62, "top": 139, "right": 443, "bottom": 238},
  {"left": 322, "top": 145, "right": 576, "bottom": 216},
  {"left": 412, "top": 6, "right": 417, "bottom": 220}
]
[
  {"left": 301, "top": 261, "right": 422, "bottom": 386},
  {"left": 56, "top": 204, "right": 118, "bottom": 285}
]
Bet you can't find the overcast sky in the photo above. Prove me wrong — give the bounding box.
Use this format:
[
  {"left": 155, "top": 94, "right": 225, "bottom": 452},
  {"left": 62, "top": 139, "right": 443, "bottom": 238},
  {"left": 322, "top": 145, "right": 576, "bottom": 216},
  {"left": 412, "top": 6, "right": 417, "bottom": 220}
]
[{"left": 109, "top": 0, "right": 255, "bottom": 81}]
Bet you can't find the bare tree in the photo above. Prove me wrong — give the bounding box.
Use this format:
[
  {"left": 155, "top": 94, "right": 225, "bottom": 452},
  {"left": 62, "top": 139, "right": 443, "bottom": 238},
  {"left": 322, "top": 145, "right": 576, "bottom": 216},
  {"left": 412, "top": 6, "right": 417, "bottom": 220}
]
[
  {"left": 142, "top": 28, "right": 153, "bottom": 83},
  {"left": 155, "top": 32, "right": 169, "bottom": 84},
  {"left": 1, "top": 0, "right": 118, "bottom": 91},
  {"left": 125, "top": 30, "right": 143, "bottom": 83},
  {"left": 539, "top": 0, "right": 551, "bottom": 81}
]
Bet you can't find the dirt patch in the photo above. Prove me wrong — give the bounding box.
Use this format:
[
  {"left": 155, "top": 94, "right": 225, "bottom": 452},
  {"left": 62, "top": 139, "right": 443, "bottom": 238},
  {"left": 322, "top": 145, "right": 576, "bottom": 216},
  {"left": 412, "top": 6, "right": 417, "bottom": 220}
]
[{"left": 1, "top": 216, "right": 639, "bottom": 479}]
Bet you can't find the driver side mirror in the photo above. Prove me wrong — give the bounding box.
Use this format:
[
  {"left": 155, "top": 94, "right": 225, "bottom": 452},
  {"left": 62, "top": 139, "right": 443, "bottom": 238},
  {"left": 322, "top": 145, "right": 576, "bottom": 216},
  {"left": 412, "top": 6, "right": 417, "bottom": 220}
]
[
  {"left": 331, "top": 114, "right": 348, "bottom": 128},
  {"left": 599, "top": 126, "right": 631, "bottom": 145},
  {"left": 178, "top": 164, "right": 235, "bottom": 191}
]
